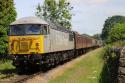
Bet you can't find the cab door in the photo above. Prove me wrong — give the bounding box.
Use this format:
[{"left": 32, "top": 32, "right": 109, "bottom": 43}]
[{"left": 43, "top": 25, "right": 51, "bottom": 53}]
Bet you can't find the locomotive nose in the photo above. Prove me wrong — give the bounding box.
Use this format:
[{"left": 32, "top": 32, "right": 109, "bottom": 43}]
[
  {"left": 9, "top": 35, "right": 44, "bottom": 55},
  {"left": 9, "top": 39, "right": 30, "bottom": 53}
]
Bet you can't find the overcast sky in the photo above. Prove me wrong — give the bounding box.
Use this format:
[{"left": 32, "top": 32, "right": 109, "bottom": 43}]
[{"left": 14, "top": 0, "right": 125, "bottom": 35}]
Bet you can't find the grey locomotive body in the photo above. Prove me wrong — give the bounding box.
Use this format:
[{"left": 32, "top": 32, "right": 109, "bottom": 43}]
[{"left": 44, "top": 23, "right": 74, "bottom": 53}]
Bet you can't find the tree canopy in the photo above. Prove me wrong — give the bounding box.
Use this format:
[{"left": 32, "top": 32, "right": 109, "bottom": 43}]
[
  {"left": 0, "top": 0, "right": 17, "bottom": 54},
  {"left": 101, "top": 15, "right": 125, "bottom": 43},
  {"left": 92, "top": 34, "right": 101, "bottom": 40},
  {"left": 108, "top": 23, "right": 125, "bottom": 43},
  {"left": 36, "top": 0, "right": 73, "bottom": 29}
]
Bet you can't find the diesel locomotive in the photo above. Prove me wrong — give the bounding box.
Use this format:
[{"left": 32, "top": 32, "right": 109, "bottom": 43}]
[{"left": 8, "top": 17, "right": 100, "bottom": 70}]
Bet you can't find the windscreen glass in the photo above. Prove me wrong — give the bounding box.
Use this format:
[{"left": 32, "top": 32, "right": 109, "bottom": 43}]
[{"left": 10, "top": 24, "right": 41, "bottom": 35}]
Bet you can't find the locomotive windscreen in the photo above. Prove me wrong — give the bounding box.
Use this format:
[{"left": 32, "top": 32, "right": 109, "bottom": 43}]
[{"left": 10, "top": 24, "right": 42, "bottom": 35}]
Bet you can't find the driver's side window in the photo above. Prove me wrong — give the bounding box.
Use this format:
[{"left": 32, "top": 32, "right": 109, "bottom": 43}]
[{"left": 41, "top": 25, "right": 49, "bottom": 35}]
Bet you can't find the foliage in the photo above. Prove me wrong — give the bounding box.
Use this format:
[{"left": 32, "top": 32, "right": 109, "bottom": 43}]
[
  {"left": 108, "top": 23, "right": 125, "bottom": 43},
  {"left": 0, "top": 60, "right": 15, "bottom": 79},
  {"left": 101, "top": 15, "right": 125, "bottom": 43},
  {"left": 36, "top": 0, "right": 57, "bottom": 19},
  {"left": 101, "top": 45, "right": 119, "bottom": 83},
  {"left": 36, "top": 0, "right": 73, "bottom": 29},
  {"left": 101, "top": 40, "right": 125, "bottom": 82},
  {"left": 82, "top": 34, "right": 91, "bottom": 37},
  {"left": 110, "top": 40, "right": 125, "bottom": 47},
  {"left": 0, "top": 0, "right": 17, "bottom": 55},
  {"left": 57, "top": 0, "right": 73, "bottom": 29},
  {"left": 100, "top": 42, "right": 124, "bottom": 82},
  {"left": 92, "top": 34, "right": 101, "bottom": 40}
]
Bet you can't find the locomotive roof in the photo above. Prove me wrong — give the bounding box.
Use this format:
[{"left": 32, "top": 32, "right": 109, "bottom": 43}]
[
  {"left": 10, "top": 16, "right": 72, "bottom": 33},
  {"left": 10, "top": 17, "right": 48, "bottom": 25}
]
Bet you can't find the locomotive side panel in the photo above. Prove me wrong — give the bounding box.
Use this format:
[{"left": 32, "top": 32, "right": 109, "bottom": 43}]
[{"left": 44, "top": 28, "right": 74, "bottom": 53}]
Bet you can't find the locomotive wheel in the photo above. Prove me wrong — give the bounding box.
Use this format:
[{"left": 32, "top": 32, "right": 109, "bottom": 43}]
[{"left": 17, "top": 66, "right": 27, "bottom": 74}]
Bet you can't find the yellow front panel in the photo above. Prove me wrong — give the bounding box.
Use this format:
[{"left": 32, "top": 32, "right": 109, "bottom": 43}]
[{"left": 9, "top": 35, "right": 44, "bottom": 54}]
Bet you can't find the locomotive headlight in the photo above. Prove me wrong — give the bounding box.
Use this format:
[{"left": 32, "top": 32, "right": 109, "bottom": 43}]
[{"left": 36, "top": 43, "right": 40, "bottom": 50}]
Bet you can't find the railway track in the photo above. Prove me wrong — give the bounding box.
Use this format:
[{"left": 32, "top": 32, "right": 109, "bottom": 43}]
[
  {"left": 0, "top": 49, "right": 97, "bottom": 83},
  {"left": 12, "top": 55, "right": 79, "bottom": 82},
  {"left": 14, "top": 71, "right": 44, "bottom": 83}
]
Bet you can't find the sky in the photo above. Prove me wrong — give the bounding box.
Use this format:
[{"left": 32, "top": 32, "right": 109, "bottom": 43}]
[{"left": 14, "top": 0, "right": 125, "bottom": 35}]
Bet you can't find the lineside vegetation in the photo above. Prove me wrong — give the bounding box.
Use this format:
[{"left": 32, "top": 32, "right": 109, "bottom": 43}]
[{"left": 49, "top": 48, "right": 110, "bottom": 83}]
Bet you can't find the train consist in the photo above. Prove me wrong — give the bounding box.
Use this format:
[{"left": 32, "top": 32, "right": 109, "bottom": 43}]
[{"left": 9, "top": 17, "right": 101, "bottom": 70}]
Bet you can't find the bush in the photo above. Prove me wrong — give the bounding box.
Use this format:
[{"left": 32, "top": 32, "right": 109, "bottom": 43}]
[
  {"left": 108, "top": 23, "right": 125, "bottom": 43},
  {"left": 101, "top": 45, "right": 120, "bottom": 83},
  {"left": 0, "top": 0, "right": 16, "bottom": 56}
]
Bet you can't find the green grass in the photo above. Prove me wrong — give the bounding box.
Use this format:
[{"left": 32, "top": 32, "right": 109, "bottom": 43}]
[
  {"left": 0, "top": 60, "right": 16, "bottom": 79},
  {"left": 107, "top": 40, "right": 125, "bottom": 47},
  {"left": 49, "top": 48, "right": 107, "bottom": 83}
]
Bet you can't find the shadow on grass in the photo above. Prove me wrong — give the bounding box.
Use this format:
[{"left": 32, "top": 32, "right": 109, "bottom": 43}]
[
  {"left": 98, "top": 46, "right": 122, "bottom": 83},
  {"left": 99, "top": 63, "right": 112, "bottom": 83},
  {"left": 0, "top": 68, "right": 17, "bottom": 74},
  {"left": 0, "top": 68, "right": 17, "bottom": 79},
  {"left": 99, "top": 53, "right": 119, "bottom": 83}
]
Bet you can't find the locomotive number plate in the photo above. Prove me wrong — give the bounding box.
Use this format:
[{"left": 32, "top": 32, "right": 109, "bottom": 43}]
[{"left": 19, "top": 42, "right": 29, "bottom": 52}]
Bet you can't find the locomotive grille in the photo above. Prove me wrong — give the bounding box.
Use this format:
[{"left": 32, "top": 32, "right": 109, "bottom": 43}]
[{"left": 19, "top": 42, "right": 29, "bottom": 52}]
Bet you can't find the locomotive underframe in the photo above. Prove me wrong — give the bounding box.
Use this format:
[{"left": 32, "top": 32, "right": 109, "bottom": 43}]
[
  {"left": 12, "top": 46, "right": 97, "bottom": 71},
  {"left": 12, "top": 50, "right": 74, "bottom": 70}
]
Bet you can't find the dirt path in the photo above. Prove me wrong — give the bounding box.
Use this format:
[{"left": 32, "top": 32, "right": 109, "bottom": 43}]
[{"left": 26, "top": 48, "right": 101, "bottom": 83}]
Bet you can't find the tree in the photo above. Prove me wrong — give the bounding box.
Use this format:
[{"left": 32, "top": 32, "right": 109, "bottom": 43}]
[
  {"left": 0, "top": 27, "right": 7, "bottom": 55},
  {"left": 0, "top": 0, "right": 17, "bottom": 55},
  {"left": 36, "top": 0, "right": 73, "bottom": 29},
  {"left": 101, "top": 15, "right": 125, "bottom": 43},
  {"left": 109, "top": 23, "right": 125, "bottom": 43},
  {"left": 57, "top": 0, "right": 73, "bottom": 29},
  {"left": 36, "top": 0, "right": 57, "bottom": 20},
  {"left": 82, "top": 34, "right": 91, "bottom": 37},
  {"left": 92, "top": 34, "right": 101, "bottom": 40}
]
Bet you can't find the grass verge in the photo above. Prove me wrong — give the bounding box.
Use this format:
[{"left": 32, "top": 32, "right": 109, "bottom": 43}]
[
  {"left": 49, "top": 48, "right": 107, "bottom": 83},
  {"left": 0, "top": 60, "right": 16, "bottom": 79}
]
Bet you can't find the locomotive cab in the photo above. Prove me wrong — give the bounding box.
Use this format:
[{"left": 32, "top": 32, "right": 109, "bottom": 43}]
[
  {"left": 9, "top": 17, "right": 75, "bottom": 70},
  {"left": 9, "top": 17, "right": 49, "bottom": 67},
  {"left": 9, "top": 17, "right": 49, "bottom": 68}
]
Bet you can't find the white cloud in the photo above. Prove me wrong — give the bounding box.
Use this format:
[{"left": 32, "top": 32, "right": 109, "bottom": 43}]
[{"left": 68, "top": 0, "right": 111, "bottom": 4}]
